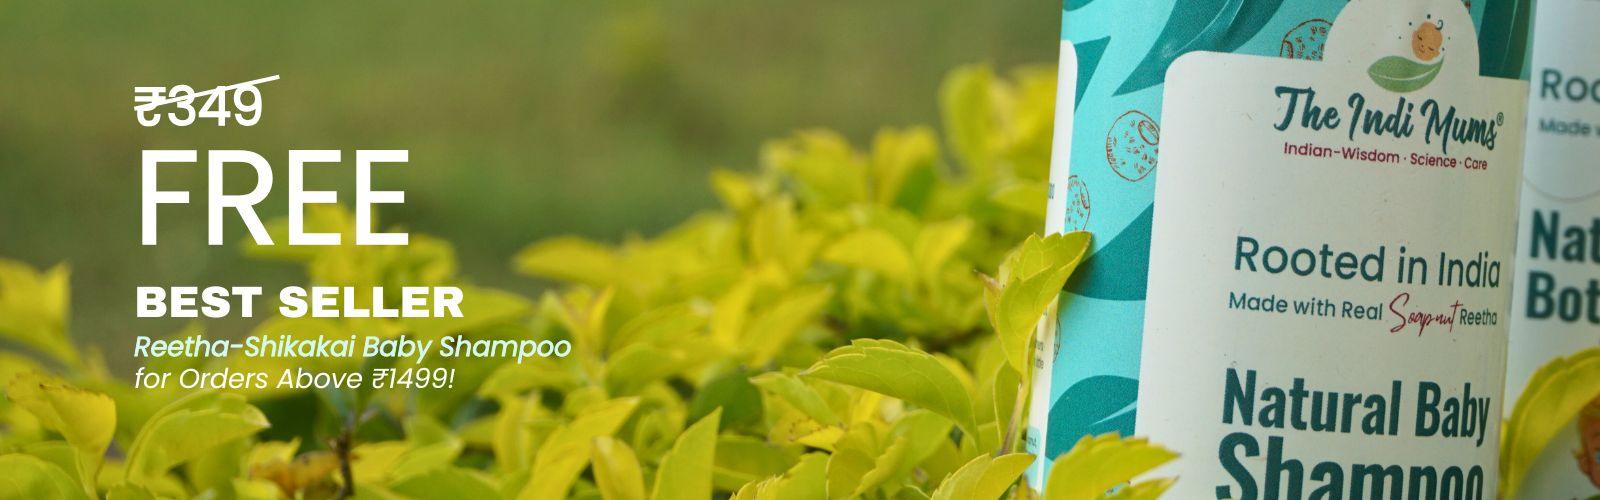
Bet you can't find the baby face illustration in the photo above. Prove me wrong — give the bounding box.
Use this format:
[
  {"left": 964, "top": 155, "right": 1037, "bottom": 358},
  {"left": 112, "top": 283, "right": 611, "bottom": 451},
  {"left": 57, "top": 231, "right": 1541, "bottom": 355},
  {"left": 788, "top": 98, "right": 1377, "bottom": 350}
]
[
  {"left": 1577, "top": 396, "right": 1600, "bottom": 488},
  {"left": 1411, "top": 17, "right": 1444, "bottom": 61}
]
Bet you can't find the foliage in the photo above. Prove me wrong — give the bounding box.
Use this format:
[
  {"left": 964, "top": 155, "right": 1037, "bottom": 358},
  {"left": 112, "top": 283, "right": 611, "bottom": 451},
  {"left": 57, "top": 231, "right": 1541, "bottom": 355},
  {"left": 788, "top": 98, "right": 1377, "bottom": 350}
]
[{"left": 0, "top": 66, "right": 1175, "bottom": 499}]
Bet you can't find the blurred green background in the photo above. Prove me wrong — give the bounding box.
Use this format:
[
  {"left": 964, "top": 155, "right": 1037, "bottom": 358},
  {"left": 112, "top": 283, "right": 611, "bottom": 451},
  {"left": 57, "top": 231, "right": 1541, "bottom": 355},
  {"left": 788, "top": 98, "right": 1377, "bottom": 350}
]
[{"left": 0, "top": 1, "right": 1056, "bottom": 373}]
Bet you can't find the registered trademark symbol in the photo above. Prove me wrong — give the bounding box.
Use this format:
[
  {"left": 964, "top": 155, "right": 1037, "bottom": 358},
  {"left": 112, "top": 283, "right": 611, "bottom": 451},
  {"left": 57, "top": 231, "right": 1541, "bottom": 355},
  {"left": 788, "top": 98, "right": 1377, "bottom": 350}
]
[{"left": 1496, "top": 112, "right": 1504, "bottom": 126}]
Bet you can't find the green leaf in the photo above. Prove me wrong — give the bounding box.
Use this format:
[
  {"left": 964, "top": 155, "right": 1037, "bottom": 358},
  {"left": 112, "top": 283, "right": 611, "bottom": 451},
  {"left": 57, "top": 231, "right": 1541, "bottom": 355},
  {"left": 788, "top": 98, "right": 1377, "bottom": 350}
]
[
  {"left": 1501, "top": 347, "right": 1600, "bottom": 498},
  {"left": 514, "top": 236, "right": 625, "bottom": 287},
  {"left": 710, "top": 169, "right": 761, "bottom": 212},
  {"left": 0, "top": 454, "right": 89, "bottom": 500},
  {"left": 711, "top": 435, "right": 799, "bottom": 491},
  {"left": 0, "top": 260, "right": 76, "bottom": 366},
  {"left": 928, "top": 453, "right": 1033, "bottom": 500},
  {"left": 520, "top": 440, "right": 591, "bottom": 500},
  {"left": 519, "top": 398, "right": 641, "bottom": 499},
  {"left": 1367, "top": 56, "right": 1444, "bottom": 93},
  {"left": 391, "top": 467, "right": 500, "bottom": 499},
  {"left": 869, "top": 127, "right": 939, "bottom": 207},
  {"left": 1043, "top": 434, "right": 1177, "bottom": 500},
  {"left": 605, "top": 343, "right": 694, "bottom": 396},
  {"left": 592, "top": 437, "right": 647, "bottom": 500},
  {"left": 104, "top": 483, "right": 158, "bottom": 500},
  {"left": 689, "top": 369, "right": 764, "bottom": 431},
  {"left": 1480, "top": 0, "right": 1534, "bottom": 79},
  {"left": 123, "top": 391, "right": 269, "bottom": 487},
  {"left": 743, "top": 285, "right": 833, "bottom": 366},
  {"left": 751, "top": 372, "right": 840, "bottom": 426},
  {"left": 801, "top": 339, "right": 980, "bottom": 437},
  {"left": 825, "top": 426, "right": 879, "bottom": 499},
  {"left": 940, "top": 65, "right": 997, "bottom": 174},
  {"left": 856, "top": 410, "right": 953, "bottom": 496},
  {"left": 651, "top": 408, "right": 721, "bottom": 500},
  {"left": 479, "top": 359, "right": 579, "bottom": 400},
  {"left": 731, "top": 452, "right": 827, "bottom": 500},
  {"left": 6, "top": 373, "right": 114, "bottom": 496},
  {"left": 390, "top": 417, "right": 464, "bottom": 481},
  {"left": 762, "top": 130, "right": 868, "bottom": 208},
  {"left": 822, "top": 229, "right": 914, "bottom": 281},
  {"left": 185, "top": 437, "right": 247, "bottom": 494},
  {"left": 1115, "top": 0, "right": 1284, "bottom": 95},
  {"left": 491, "top": 393, "right": 540, "bottom": 473},
  {"left": 985, "top": 233, "right": 1090, "bottom": 375},
  {"left": 912, "top": 218, "right": 974, "bottom": 284},
  {"left": 990, "top": 182, "right": 1048, "bottom": 220}
]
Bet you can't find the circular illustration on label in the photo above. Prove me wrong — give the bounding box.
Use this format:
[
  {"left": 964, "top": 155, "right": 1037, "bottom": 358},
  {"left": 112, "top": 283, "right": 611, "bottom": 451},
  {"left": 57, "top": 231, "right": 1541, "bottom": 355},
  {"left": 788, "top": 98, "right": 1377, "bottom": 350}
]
[
  {"left": 1279, "top": 19, "right": 1331, "bottom": 61},
  {"left": 1063, "top": 175, "right": 1090, "bottom": 231},
  {"left": 1104, "top": 110, "right": 1159, "bottom": 182},
  {"left": 1577, "top": 397, "right": 1600, "bottom": 488}
]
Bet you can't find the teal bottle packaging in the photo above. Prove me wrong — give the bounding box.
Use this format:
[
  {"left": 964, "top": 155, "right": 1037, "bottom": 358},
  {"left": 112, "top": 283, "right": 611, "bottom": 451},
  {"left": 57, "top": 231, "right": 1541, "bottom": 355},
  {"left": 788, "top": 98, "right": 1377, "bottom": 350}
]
[
  {"left": 1030, "top": 0, "right": 1533, "bottom": 494},
  {"left": 1503, "top": 0, "right": 1600, "bottom": 497}
]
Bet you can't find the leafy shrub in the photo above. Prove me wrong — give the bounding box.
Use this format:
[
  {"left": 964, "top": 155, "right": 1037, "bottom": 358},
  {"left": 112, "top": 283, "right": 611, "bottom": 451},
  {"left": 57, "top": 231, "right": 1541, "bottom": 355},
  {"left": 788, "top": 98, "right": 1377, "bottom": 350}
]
[{"left": 0, "top": 65, "right": 1178, "bottom": 500}]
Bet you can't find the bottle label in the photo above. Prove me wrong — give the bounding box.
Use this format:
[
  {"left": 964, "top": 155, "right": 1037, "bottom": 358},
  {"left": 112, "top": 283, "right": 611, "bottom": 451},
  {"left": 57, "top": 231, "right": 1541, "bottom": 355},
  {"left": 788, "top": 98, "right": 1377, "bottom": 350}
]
[
  {"left": 1140, "top": 0, "right": 1526, "bottom": 496},
  {"left": 1506, "top": 0, "right": 1600, "bottom": 496}
]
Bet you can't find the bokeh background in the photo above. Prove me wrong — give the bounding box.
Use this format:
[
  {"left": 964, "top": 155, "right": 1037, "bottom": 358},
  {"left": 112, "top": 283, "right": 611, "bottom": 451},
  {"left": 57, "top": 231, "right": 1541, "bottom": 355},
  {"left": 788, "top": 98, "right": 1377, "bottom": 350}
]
[{"left": 0, "top": 1, "right": 1057, "bottom": 375}]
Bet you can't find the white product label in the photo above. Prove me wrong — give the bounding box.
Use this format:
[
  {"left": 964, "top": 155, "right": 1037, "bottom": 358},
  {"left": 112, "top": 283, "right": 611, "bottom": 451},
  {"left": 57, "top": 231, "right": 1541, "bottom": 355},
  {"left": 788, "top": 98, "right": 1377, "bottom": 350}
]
[
  {"left": 1506, "top": 0, "right": 1600, "bottom": 496},
  {"left": 1137, "top": 0, "right": 1527, "bottom": 497}
]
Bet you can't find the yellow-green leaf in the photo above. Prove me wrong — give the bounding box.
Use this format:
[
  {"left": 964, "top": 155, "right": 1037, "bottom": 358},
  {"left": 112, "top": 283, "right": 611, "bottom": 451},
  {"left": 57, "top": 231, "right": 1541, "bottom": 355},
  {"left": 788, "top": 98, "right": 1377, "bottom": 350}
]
[
  {"left": 822, "top": 229, "right": 914, "bottom": 281},
  {"left": 1501, "top": 346, "right": 1600, "bottom": 498},
  {"left": 390, "top": 417, "right": 464, "bottom": 481},
  {"left": 0, "top": 260, "right": 76, "bottom": 366},
  {"left": 762, "top": 130, "right": 868, "bottom": 208},
  {"left": 592, "top": 437, "right": 646, "bottom": 500},
  {"left": 997, "top": 232, "right": 1090, "bottom": 284},
  {"left": 710, "top": 169, "right": 761, "bottom": 212},
  {"left": 743, "top": 286, "right": 832, "bottom": 365},
  {"left": 990, "top": 182, "right": 1047, "bottom": 220},
  {"left": 855, "top": 410, "right": 952, "bottom": 496},
  {"left": 940, "top": 65, "right": 997, "bottom": 175},
  {"left": 651, "top": 408, "right": 721, "bottom": 500},
  {"left": 514, "top": 236, "right": 625, "bottom": 287},
  {"left": 0, "top": 453, "right": 87, "bottom": 500},
  {"left": 801, "top": 339, "right": 980, "bottom": 437},
  {"left": 985, "top": 233, "right": 1090, "bottom": 375},
  {"left": 928, "top": 453, "right": 1033, "bottom": 500},
  {"left": 391, "top": 467, "right": 499, "bottom": 499},
  {"left": 751, "top": 372, "right": 840, "bottom": 426},
  {"left": 6, "top": 373, "right": 114, "bottom": 496},
  {"left": 519, "top": 397, "right": 640, "bottom": 499},
  {"left": 123, "top": 392, "right": 269, "bottom": 486},
  {"left": 1043, "top": 434, "right": 1177, "bottom": 500},
  {"left": 712, "top": 435, "right": 798, "bottom": 491},
  {"left": 912, "top": 218, "right": 973, "bottom": 283},
  {"left": 519, "top": 440, "right": 590, "bottom": 500},
  {"left": 869, "top": 127, "right": 938, "bottom": 207},
  {"left": 825, "top": 426, "right": 879, "bottom": 499}
]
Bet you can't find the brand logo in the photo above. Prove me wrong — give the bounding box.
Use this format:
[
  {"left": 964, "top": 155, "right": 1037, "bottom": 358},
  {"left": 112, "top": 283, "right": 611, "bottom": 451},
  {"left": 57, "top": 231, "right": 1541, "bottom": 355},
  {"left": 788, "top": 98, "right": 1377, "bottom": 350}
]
[{"left": 1367, "top": 14, "right": 1446, "bottom": 93}]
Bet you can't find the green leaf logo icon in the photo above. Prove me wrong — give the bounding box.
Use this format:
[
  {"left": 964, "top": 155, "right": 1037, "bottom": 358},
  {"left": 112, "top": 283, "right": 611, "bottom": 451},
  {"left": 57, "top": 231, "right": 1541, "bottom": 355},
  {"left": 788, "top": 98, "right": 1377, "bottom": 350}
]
[{"left": 1367, "top": 55, "right": 1443, "bottom": 93}]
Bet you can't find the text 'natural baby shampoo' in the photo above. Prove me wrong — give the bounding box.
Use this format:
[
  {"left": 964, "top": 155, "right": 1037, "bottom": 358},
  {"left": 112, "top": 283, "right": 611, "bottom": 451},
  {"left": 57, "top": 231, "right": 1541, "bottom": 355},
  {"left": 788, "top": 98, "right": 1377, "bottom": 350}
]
[
  {"left": 1504, "top": 0, "right": 1600, "bottom": 497},
  {"left": 1031, "top": 0, "right": 1533, "bottom": 496}
]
